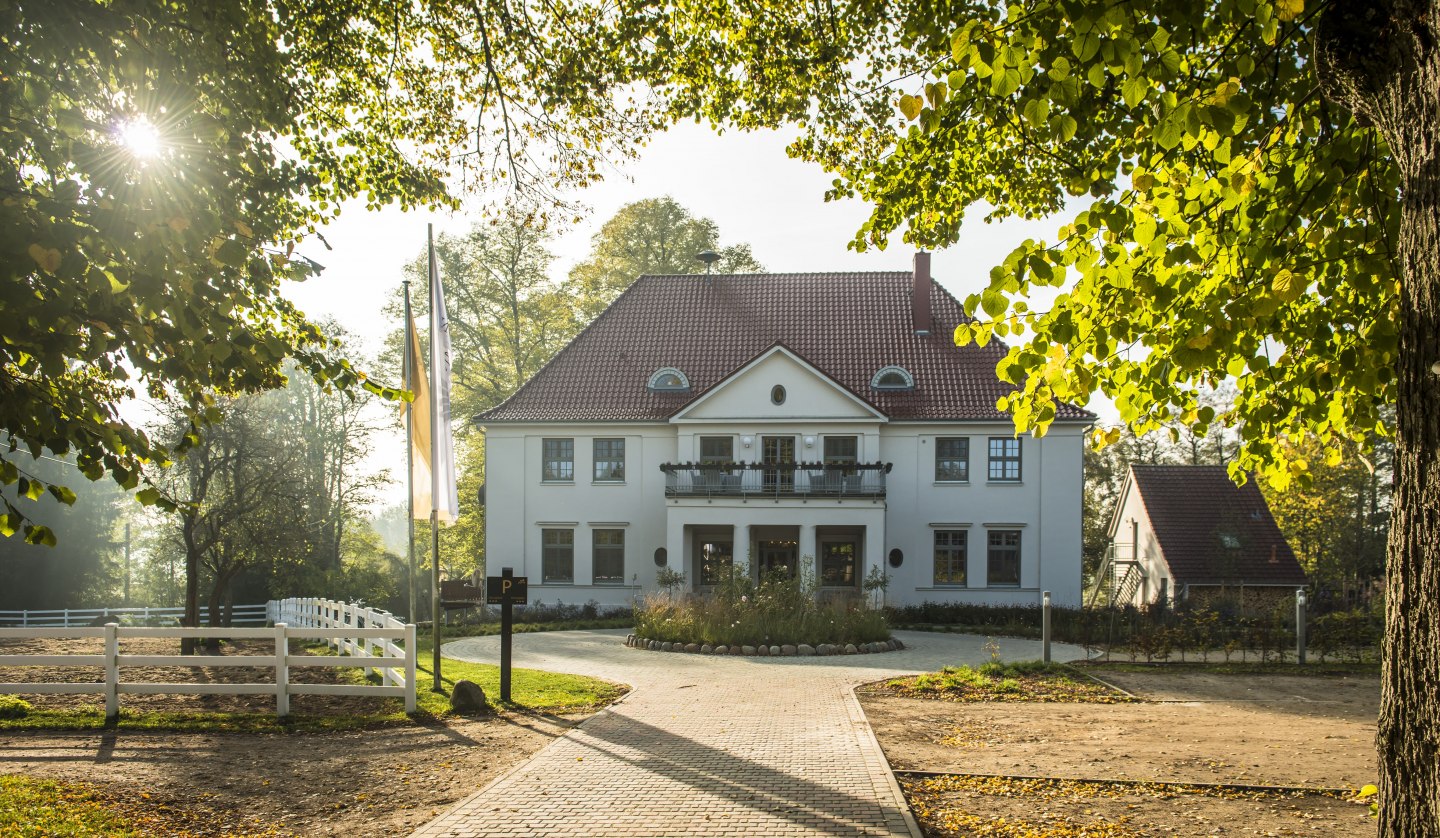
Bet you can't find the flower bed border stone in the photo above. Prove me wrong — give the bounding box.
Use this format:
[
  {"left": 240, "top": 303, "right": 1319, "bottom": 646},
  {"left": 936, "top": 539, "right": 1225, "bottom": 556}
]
[{"left": 625, "top": 635, "right": 904, "bottom": 656}]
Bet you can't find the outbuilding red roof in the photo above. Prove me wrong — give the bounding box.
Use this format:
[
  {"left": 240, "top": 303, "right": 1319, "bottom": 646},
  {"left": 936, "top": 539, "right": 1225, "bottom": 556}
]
[
  {"left": 475, "top": 271, "right": 1096, "bottom": 423},
  {"left": 1130, "top": 465, "right": 1307, "bottom": 586}
]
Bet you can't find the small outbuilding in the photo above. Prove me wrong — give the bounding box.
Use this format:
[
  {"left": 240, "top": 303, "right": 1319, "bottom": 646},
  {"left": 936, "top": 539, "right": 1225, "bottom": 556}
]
[{"left": 1098, "top": 464, "right": 1307, "bottom": 610}]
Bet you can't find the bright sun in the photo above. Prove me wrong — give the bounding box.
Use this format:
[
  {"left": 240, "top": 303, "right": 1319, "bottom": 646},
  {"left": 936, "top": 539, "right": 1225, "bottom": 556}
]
[{"left": 119, "top": 119, "right": 162, "bottom": 159}]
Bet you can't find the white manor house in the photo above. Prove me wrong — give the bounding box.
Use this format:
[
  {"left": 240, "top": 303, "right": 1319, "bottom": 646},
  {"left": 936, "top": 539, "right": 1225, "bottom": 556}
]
[{"left": 475, "top": 255, "right": 1093, "bottom": 608}]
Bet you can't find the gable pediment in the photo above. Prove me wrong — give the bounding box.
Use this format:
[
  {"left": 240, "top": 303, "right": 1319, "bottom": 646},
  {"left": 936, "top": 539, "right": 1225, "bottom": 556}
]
[{"left": 671, "top": 346, "right": 887, "bottom": 423}]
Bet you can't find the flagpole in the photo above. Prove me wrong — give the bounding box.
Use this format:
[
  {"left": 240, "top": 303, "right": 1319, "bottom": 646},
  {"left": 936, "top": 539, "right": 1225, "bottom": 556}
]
[
  {"left": 402, "top": 280, "right": 417, "bottom": 626},
  {"left": 428, "top": 223, "right": 443, "bottom": 693}
]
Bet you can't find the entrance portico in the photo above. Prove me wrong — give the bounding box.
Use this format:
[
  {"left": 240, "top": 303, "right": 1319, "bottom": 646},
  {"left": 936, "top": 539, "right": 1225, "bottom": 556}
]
[{"left": 665, "top": 501, "right": 886, "bottom": 596}]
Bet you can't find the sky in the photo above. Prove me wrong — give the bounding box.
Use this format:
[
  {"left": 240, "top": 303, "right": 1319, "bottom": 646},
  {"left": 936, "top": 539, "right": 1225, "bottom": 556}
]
[
  {"left": 284, "top": 121, "right": 1066, "bottom": 360},
  {"left": 278, "top": 122, "right": 1103, "bottom": 511}
]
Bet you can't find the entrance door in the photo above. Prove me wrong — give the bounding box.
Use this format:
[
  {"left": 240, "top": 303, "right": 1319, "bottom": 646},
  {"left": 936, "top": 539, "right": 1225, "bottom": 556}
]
[
  {"left": 758, "top": 539, "right": 798, "bottom": 579},
  {"left": 761, "top": 436, "right": 796, "bottom": 492}
]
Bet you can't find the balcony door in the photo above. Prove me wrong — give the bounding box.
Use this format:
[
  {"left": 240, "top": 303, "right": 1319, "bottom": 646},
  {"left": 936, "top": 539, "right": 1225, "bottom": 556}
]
[{"left": 761, "top": 435, "right": 795, "bottom": 491}]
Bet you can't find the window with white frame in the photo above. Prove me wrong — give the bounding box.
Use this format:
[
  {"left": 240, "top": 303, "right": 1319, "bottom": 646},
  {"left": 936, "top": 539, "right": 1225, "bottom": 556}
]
[
  {"left": 699, "top": 436, "right": 733, "bottom": 464},
  {"left": 823, "top": 436, "right": 858, "bottom": 475},
  {"left": 542, "top": 438, "right": 574, "bottom": 482},
  {"left": 987, "top": 437, "right": 1022, "bottom": 481},
  {"left": 593, "top": 438, "right": 625, "bottom": 481},
  {"left": 987, "top": 530, "right": 1021, "bottom": 586},
  {"left": 592, "top": 529, "right": 625, "bottom": 585},
  {"left": 933, "top": 530, "right": 967, "bottom": 586},
  {"left": 542, "top": 528, "right": 574, "bottom": 583},
  {"left": 935, "top": 437, "right": 969, "bottom": 482}
]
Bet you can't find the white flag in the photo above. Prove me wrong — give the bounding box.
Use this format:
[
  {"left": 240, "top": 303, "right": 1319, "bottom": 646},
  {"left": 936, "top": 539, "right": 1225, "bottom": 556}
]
[{"left": 428, "top": 234, "right": 460, "bottom": 524}]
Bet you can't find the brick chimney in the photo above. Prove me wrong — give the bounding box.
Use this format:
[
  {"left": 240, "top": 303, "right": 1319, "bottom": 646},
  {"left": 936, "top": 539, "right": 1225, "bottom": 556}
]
[{"left": 912, "top": 251, "right": 932, "bottom": 335}]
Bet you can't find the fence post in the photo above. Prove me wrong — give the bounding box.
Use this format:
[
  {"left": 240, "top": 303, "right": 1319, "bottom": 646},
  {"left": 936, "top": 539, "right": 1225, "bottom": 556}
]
[
  {"left": 104, "top": 622, "right": 120, "bottom": 721},
  {"left": 1042, "top": 591, "right": 1052, "bottom": 665},
  {"left": 63, "top": 608, "right": 69, "bottom": 628},
  {"left": 404, "top": 623, "right": 417, "bottom": 713},
  {"left": 1296, "top": 589, "right": 1308, "bottom": 665},
  {"left": 275, "top": 622, "right": 290, "bottom": 718}
]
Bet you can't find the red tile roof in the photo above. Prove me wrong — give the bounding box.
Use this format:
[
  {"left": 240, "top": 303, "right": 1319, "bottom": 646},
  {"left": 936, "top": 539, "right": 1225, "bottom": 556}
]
[
  {"left": 475, "top": 272, "right": 1096, "bottom": 423},
  {"left": 1130, "top": 465, "right": 1307, "bottom": 586}
]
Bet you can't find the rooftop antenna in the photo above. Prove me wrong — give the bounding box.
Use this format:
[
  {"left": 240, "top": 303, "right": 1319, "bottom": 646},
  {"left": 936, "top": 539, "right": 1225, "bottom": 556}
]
[{"left": 695, "top": 249, "right": 721, "bottom": 277}]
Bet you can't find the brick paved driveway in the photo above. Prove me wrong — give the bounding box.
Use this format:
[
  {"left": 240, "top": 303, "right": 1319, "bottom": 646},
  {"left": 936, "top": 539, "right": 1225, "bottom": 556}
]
[{"left": 411, "top": 629, "right": 1084, "bottom": 837}]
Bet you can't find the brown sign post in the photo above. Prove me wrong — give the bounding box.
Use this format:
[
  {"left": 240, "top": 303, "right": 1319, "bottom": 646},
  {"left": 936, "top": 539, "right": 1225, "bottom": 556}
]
[{"left": 485, "top": 567, "right": 528, "bottom": 701}]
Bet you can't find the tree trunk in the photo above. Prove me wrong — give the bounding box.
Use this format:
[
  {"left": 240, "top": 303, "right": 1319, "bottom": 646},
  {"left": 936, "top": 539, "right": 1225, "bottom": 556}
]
[
  {"left": 1319, "top": 1, "right": 1440, "bottom": 831},
  {"left": 180, "top": 512, "right": 201, "bottom": 656}
]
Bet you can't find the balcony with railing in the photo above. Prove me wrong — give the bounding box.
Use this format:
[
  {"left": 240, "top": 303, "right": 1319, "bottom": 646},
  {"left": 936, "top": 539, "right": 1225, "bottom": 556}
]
[{"left": 660, "top": 462, "right": 891, "bottom": 500}]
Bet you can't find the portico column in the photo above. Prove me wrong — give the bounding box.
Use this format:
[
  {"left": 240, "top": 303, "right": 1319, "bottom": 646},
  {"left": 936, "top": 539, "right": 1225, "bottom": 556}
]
[
  {"left": 734, "top": 523, "right": 751, "bottom": 578},
  {"left": 665, "top": 514, "right": 686, "bottom": 585},
  {"left": 800, "top": 523, "right": 817, "bottom": 582},
  {"left": 864, "top": 523, "right": 886, "bottom": 608}
]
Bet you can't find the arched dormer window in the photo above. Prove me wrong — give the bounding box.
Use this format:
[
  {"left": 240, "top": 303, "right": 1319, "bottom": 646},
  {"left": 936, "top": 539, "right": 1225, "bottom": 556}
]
[
  {"left": 648, "top": 367, "right": 691, "bottom": 392},
  {"left": 871, "top": 365, "right": 915, "bottom": 391}
]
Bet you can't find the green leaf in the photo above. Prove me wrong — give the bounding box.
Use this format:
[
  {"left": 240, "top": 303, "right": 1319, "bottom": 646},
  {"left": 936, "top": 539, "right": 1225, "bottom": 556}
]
[
  {"left": 898, "top": 94, "right": 922, "bottom": 121},
  {"left": 135, "top": 487, "right": 162, "bottom": 506},
  {"left": 1072, "top": 31, "right": 1100, "bottom": 62},
  {"left": 1121, "top": 77, "right": 1149, "bottom": 108},
  {"left": 47, "top": 484, "right": 77, "bottom": 506}
]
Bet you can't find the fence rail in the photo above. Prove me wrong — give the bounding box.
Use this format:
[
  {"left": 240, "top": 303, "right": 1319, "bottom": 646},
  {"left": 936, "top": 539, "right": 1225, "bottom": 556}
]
[
  {"left": 0, "top": 604, "right": 268, "bottom": 628},
  {"left": 0, "top": 598, "right": 416, "bottom": 718}
]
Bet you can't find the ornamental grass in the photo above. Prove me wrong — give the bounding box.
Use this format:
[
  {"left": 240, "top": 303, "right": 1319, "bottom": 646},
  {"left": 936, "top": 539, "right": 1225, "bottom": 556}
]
[{"left": 633, "top": 565, "right": 891, "bottom": 647}]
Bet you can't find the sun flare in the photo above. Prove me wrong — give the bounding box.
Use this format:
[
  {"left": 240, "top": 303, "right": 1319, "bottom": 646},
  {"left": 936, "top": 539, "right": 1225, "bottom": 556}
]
[{"left": 118, "top": 119, "right": 162, "bottom": 159}]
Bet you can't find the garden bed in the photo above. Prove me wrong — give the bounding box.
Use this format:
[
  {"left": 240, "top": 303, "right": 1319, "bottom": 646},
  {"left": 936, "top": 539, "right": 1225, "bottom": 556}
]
[{"left": 625, "top": 634, "right": 902, "bottom": 656}]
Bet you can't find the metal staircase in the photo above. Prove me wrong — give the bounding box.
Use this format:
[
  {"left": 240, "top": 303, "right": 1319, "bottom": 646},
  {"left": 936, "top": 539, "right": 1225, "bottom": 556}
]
[{"left": 1087, "top": 543, "right": 1149, "bottom": 608}]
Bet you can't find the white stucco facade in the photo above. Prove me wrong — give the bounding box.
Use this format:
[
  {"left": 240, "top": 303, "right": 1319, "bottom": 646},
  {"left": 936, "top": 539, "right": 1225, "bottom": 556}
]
[{"left": 482, "top": 347, "right": 1086, "bottom": 609}]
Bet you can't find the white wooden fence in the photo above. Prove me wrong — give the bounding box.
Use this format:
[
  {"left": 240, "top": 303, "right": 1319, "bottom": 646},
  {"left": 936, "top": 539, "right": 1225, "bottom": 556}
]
[
  {"left": 0, "top": 604, "right": 268, "bottom": 628},
  {"left": 0, "top": 598, "right": 416, "bottom": 718}
]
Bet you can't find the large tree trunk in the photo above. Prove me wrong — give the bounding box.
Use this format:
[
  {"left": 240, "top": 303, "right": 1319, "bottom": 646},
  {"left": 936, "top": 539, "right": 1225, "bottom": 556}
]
[{"left": 1319, "top": 1, "right": 1440, "bottom": 832}]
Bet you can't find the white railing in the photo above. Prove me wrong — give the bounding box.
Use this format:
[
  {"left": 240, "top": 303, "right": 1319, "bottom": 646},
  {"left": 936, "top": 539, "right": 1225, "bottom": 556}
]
[
  {"left": 0, "top": 604, "right": 268, "bottom": 628},
  {"left": 0, "top": 602, "right": 416, "bottom": 718},
  {"left": 266, "top": 598, "right": 415, "bottom": 697}
]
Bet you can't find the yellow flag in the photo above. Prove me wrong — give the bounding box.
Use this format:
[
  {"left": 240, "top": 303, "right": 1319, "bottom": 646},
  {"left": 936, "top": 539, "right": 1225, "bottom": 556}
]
[{"left": 400, "top": 311, "right": 434, "bottom": 517}]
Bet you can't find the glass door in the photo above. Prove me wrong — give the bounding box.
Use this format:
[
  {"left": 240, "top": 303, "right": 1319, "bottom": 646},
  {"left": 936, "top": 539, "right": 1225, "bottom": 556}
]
[
  {"left": 761, "top": 436, "right": 795, "bottom": 492},
  {"left": 758, "top": 539, "right": 798, "bottom": 579}
]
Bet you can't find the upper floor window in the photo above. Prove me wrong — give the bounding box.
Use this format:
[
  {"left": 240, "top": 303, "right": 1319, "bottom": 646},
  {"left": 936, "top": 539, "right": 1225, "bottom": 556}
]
[
  {"left": 823, "top": 436, "right": 858, "bottom": 466},
  {"left": 699, "top": 436, "right": 733, "bottom": 464},
  {"left": 936, "top": 437, "right": 969, "bottom": 482},
  {"left": 648, "top": 367, "right": 690, "bottom": 391},
  {"left": 871, "top": 365, "right": 915, "bottom": 390},
  {"left": 593, "top": 438, "right": 625, "bottom": 482},
  {"left": 987, "top": 437, "right": 1022, "bottom": 482},
  {"left": 542, "top": 438, "right": 574, "bottom": 482}
]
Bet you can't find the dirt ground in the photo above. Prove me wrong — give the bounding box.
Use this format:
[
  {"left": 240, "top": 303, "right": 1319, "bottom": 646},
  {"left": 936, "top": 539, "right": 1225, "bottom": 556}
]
[
  {"left": 861, "top": 667, "right": 1380, "bottom": 837},
  {"left": 0, "top": 636, "right": 583, "bottom": 836}
]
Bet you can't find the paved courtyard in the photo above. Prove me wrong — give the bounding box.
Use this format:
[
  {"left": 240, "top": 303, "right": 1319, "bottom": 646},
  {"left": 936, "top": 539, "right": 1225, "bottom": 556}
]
[{"left": 412, "top": 629, "right": 1084, "bottom": 838}]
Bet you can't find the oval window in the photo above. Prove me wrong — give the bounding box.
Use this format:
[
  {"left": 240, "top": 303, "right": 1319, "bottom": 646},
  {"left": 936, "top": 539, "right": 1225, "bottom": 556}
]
[
  {"left": 653, "top": 547, "right": 668, "bottom": 567},
  {"left": 770, "top": 385, "right": 787, "bottom": 405},
  {"left": 888, "top": 548, "right": 904, "bottom": 568}
]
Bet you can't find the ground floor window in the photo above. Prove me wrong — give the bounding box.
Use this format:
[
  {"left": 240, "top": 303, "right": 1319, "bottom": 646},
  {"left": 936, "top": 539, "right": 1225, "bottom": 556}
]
[
  {"left": 820, "top": 540, "right": 858, "bottom": 587},
  {"left": 987, "top": 530, "right": 1021, "bottom": 586},
  {"left": 542, "top": 528, "right": 574, "bottom": 584},
  {"left": 698, "top": 540, "right": 733, "bottom": 586},
  {"left": 592, "top": 529, "right": 625, "bottom": 585},
  {"left": 934, "top": 530, "right": 967, "bottom": 586}
]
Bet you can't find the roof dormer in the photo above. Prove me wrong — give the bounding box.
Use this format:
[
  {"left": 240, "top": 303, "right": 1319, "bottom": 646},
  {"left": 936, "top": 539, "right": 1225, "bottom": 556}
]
[
  {"left": 871, "top": 365, "right": 915, "bottom": 391},
  {"left": 647, "top": 367, "right": 691, "bottom": 392}
]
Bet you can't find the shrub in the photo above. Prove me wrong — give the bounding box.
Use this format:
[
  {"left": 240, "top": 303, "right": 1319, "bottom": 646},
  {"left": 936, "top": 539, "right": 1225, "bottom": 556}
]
[
  {"left": 0, "top": 695, "right": 32, "bottom": 719},
  {"left": 633, "top": 565, "right": 890, "bottom": 647}
]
